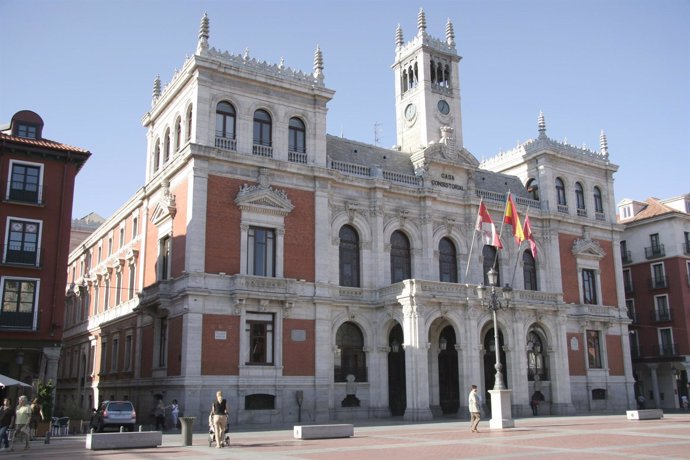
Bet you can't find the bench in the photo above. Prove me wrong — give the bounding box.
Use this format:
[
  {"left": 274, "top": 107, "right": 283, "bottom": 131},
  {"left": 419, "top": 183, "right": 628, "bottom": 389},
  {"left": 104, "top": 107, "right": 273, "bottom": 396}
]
[
  {"left": 85, "top": 431, "right": 163, "bottom": 450},
  {"left": 293, "top": 424, "right": 354, "bottom": 439},
  {"left": 626, "top": 409, "right": 664, "bottom": 420}
]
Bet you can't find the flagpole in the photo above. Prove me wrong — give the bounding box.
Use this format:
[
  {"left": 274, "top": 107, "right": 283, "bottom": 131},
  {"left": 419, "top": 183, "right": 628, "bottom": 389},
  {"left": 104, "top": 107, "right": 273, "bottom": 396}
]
[
  {"left": 465, "top": 198, "right": 481, "bottom": 282},
  {"left": 510, "top": 204, "right": 530, "bottom": 287},
  {"left": 493, "top": 191, "right": 510, "bottom": 271}
]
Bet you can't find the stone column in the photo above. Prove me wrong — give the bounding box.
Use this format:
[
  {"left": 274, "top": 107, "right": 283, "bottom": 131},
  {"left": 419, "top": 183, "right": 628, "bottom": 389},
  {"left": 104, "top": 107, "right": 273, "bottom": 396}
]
[
  {"left": 648, "top": 364, "right": 661, "bottom": 409},
  {"left": 401, "top": 297, "right": 433, "bottom": 421},
  {"left": 42, "top": 346, "right": 61, "bottom": 385}
]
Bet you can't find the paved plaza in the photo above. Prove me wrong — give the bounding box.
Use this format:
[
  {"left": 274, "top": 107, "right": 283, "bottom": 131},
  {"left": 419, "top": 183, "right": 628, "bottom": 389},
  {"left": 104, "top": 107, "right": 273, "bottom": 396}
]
[{"left": 3, "top": 413, "right": 690, "bottom": 459}]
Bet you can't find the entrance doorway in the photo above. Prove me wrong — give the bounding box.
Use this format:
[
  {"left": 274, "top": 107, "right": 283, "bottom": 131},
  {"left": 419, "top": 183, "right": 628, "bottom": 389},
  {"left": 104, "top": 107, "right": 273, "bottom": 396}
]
[
  {"left": 438, "top": 325, "right": 459, "bottom": 414},
  {"left": 388, "top": 324, "right": 406, "bottom": 416}
]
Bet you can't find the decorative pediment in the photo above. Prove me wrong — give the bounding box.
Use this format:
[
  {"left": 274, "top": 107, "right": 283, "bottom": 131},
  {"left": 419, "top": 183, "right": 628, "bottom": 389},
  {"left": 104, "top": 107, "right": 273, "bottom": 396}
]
[
  {"left": 572, "top": 238, "right": 606, "bottom": 260},
  {"left": 235, "top": 171, "right": 294, "bottom": 216},
  {"left": 151, "top": 180, "right": 177, "bottom": 225}
]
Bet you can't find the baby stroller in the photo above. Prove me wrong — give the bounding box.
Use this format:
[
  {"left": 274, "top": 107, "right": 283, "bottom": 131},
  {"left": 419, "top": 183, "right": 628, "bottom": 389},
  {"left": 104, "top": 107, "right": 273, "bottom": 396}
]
[{"left": 208, "top": 413, "right": 230, "bottom": 447}]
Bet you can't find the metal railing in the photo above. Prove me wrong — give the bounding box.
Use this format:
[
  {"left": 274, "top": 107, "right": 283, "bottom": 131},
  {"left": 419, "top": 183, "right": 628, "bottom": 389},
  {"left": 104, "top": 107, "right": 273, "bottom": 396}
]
[
  {"left": 644, "top": 244, "right": 665, "bottom": 259},
  {"left": 648, "top": 276, "right": 668, "bottom": 289},
  {"left": 0, "top": 244, "right": 42, "bottom": 266},
  {"left": 654, "top": 343, "right": 678, "bottom": 357},
  {"left": 1, "top": 181, "right": 44, "bottom": 205},
  {"left": 621, "top": 251, "right": 632, "bottom": 264},
  {"left": 651, "top": 308, "right": 672, "bottom": 322}
]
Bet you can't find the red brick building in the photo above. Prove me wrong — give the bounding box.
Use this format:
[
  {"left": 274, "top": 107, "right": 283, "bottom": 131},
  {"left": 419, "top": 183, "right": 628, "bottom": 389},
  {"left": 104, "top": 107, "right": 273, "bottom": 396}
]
[{"left": 0, "top": 110, "right": 90, "bottom": 396}]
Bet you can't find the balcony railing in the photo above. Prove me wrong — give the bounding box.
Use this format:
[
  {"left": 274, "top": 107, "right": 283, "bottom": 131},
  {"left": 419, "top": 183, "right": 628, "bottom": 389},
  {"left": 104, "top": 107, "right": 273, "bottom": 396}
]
[
  {"left": 288, "top": 150, "right": 308, "bottom": 164},
  {"left": 1, "top": 244, "right": 42, "bottom": 267},
  {"left": 624, "top": 281, "right": 634, "bottom": 294},
  {"left": 557, "top": 204, "right": 569, "bottom": 214},
  {"left": 644, "top": 244, "right": 665, "bottom": 259},
  {"left": 252, "top": 144, "right": 273, "bottom": 158},
  {"left": 577, "top": 208, "right": 587, "bottom": 217},
  {"left": 621, "top": 250, "right": 632, "bottom": 264},
  {"left": 595, "top": 212, "right": 606, "bottom": 221},
  {"left": 651, "top": 308, "right": 672, "bottom": 322},
  {"left": 215, "top": 136, "right": 237, "bottom": 151},
  {"left": 1, "top": 181, "right": 45, "bottom": 205},
  {"left": 648, "top": 276, "right": 668, "bottom": 289},
  {"left": 654, "top": 342, "right": 678, "bottom": 357}
]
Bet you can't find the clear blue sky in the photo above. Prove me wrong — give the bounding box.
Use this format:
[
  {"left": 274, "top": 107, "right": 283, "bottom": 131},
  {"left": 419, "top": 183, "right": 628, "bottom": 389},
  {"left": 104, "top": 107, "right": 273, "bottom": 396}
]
[{"left": 1, "top": 0, "right": 688, "bottom": 219}]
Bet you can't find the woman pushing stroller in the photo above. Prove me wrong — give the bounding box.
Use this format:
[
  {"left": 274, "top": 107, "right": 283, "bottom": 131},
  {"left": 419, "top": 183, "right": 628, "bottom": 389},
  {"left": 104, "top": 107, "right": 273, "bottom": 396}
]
[{"left": 210, "top": 390, "right": 229, "bottom": 448}]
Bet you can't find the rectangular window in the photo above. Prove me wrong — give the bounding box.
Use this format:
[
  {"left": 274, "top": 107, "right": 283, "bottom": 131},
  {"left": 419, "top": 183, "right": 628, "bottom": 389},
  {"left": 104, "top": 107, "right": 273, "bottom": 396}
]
[
  {"left": 158, "top": 317, "right": 167, "bottom": 367},
  {"left": 115, "top": 271, "right": 122, "bottom": 306},
  {"left": 111, "top": 337, "right": 119, "bottom": 372},
  {"left": 119, "top": 227, "right": 125, "bottom": 247},
  {"left": 623, "top": 269, "right": 633, "bottom": 293},
  {"left": 0, "top": 277, "right": 39, "bottom": 330},
  {"left": 108, "top": 237, "right": 113, "bottom": 255},
  {"left": 654, "top": 295, "right": 670, "bottom": 321},
  {"left": 625, "top": 299, "right": 635, "bottom": 322},
  {"left": 246, "top": 312, "right": 274, "bottom": 365},
  {"left": 132, "top": 216, "right": 138, "bottom": 238},
  {"left": 94, "top": 284, "right": 100, "bottom": 313},
  {"left": 98, "top": 246, "right": 102, "bottom": 263},
  {"left": 651, "top": 263, "right": 666, "bottom": 288},
  {"left": 159, "top": 236, "right": 171, "bottom": 281},
  {"left": 658, "top": 328, "right": 674, "bottom": 356},
  {"left": 586, "top": 330, "right": 602, "bottom": 368},
  {"left": 4, "top": 218, "right": 40, "bottom": 265},
  {"left": 650, "top": 233, "right": 660, "bottom": 251},
  {"left": 124, "top": 335, "right": 132, "bottom": 371},
  {"left": 16, "top": 123, "right": 37, "bottom": 139},
  {"left": 8, "top": 161, "right": 42, "bottom": 203},
  {"left": 103, "top": 277, "right": 110, "bottom": 310},
  {"left": 89, "top": 344, "right": 96, "bottom": 375},
  {"left": 247, "top": 227, "right": 275, "bottom": 277},
  {"left": 582, "top": 269, "right": 597, "bottom": 304},
  {"left": 128, "top": 263, "right": 136, "bottom": 300},
  {"left": 100, "top": 339, "right": 107, "bottom": 375}
]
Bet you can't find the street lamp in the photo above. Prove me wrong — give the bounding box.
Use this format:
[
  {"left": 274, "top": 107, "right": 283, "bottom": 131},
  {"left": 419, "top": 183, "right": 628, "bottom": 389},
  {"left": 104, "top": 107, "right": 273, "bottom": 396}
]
[
  {"left": 476, "top": 267, "right": 514, "bottom": 429},
  {"left": 477, "top": 268, "right": 512, "bottom": 390}
]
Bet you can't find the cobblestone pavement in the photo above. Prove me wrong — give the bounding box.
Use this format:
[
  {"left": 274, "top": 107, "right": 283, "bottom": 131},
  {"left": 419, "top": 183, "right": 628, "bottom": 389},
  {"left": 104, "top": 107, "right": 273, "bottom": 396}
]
[{"left": 4, "top": 413, "right": 690, "bottom": 459}]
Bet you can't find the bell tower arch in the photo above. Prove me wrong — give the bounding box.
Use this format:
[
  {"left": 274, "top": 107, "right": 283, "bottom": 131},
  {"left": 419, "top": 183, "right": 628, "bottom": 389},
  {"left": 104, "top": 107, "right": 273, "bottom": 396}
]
[{"left": 393, "top": 9, "right": 464, "bottom": 154}]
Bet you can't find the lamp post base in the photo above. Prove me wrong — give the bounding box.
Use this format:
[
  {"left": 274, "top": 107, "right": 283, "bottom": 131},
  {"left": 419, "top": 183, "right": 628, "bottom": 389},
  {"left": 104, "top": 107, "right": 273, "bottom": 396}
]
[{"left": 488, "top": 389, "right": 514, "bottom": 429}]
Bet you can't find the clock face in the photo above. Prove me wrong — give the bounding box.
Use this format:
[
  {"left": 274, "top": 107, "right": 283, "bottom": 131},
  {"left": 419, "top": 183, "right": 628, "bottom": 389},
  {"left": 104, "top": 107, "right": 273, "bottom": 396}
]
[
  {"left": 404, "top": 103, "right": 416, "bottom": 121},
  {"left": 437, "top": 100, "right": 450, "bottom": 115}
]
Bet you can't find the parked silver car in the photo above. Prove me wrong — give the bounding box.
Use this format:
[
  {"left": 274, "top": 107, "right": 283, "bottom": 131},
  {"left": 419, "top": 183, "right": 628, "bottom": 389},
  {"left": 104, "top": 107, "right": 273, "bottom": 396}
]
[{"left": 95, "top": 400, "right": 136, "bottom": 432}]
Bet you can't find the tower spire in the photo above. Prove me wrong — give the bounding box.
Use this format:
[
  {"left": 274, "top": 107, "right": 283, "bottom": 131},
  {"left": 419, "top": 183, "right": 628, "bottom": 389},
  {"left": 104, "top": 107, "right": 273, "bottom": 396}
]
[
  {"left": 599, "top": 129, "right": 609, "bottom": 157},
  {"left": 417, "top": 8, "right": 426, "bottom": 36},
  {"left": 313, "top": 45, "right": 324, "bottom": 82},
  {"left": 152, "top": 74, "right": 161, "bottom": 106},
  {"left": 538, "top": 111, "right": 546, "bottom": 138},
  {"left": 395, "top": 24, "right": 404, "bottom": 49},
  {"left": 445, "top": 18, "right": 455, "bottom": 47},
  {"left": 196, "top": 12, "right": 209, "bottom": 54}
]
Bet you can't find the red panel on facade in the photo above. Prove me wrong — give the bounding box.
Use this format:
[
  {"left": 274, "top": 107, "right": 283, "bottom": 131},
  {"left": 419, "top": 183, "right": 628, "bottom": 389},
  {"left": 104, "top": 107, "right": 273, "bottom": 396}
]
[
  {"left": 201, "top": 314, "right": 239, "bottom": 375},
  {"left": 167, "top": 315, "right": 183, "bottom": 376},
  {"left": 606, "top": 334, "right": 624, "bottom": 376},
  {"left": 140, "top": 323, "right": 153, "bottom": 378},
  {"left": 282, "top": 319, "right": 315, "bottom": 376},
  {"left": 171, "top": 179, "right": 188, "bottom": 279},
  {"left": 567, "top": 332, "right": 586, "bottom": 375}
]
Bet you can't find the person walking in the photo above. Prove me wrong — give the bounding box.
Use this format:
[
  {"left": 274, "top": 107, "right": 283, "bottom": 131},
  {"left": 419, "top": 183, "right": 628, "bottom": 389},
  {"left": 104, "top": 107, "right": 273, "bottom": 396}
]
[
  {"left": 29, "top": 398, "right": 44, "bottom": 440},
  {"left": 10, "top": 395, "right": 31, "bottom": 451},
  {"left": 211, "top": 391, "right": 228, "bottom": 448},
  {"left": 469, "top": 385, "right": 481, "bottom": 433},
  {"left": 171, "top": 399, "right": 180, "bottom": 430},
  {"left": 0, "top": 399, "right": 15, "bottom": 451},
  {"left": 154, "top": 399, "right": 166, "bottom": 431}
]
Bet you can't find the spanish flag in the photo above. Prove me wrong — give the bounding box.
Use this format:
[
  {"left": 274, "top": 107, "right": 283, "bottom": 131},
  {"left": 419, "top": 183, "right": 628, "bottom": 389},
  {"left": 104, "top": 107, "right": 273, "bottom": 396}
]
[
  {"left": 503, "top": 192, "right": 525, "bottom": 245},
  {"left": 524, "top": 214, "right": 537, "bottom": 259}
]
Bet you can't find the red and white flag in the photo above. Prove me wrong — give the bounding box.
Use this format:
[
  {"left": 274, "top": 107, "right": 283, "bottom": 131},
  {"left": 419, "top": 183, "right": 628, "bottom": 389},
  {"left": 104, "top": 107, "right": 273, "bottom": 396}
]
[
  {"left": 523, "top": 214, "right": 537, "bottom": 259},
  {"left": 475, "top": 201, "right": 503, "bottom": 248}
]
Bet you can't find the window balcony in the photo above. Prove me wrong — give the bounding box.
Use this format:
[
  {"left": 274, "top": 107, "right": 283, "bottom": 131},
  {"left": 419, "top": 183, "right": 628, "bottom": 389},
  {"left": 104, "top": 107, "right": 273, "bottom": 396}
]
[
  {"left": 557, "top": 204, "right": 569, "bottom": 214},
  {"left": 577, "top": 208, "right": 587, "bottom": 217},
  {"left": 621, "top": 250, "right": 632, "bottom": 264},
  {"left": 288, "top": 150, "right": 308, "bottom": 164},
  {"left": 595, "top": 212, "right": 606, "bottom": 221},
  {"left": 2, "top": 181, "right": 44, "bottom": 205},
  {"left": 624, "top": 280, "right": 634, "bottom": 294},
  {"left": 651, "top": 309, "right": 672, "bottom": 322},
  {"left": 1, "top": 244, "right": 42, "bottom": 267},
  {"left": 648, "top": 276, "right": 668, "bottom": 289},
  {"left": 644, "top": 244, "right": 665, "bottom": 259},
  {"left": 654, "top": 342, "right": 678, "bottom": 357},
  {"left": 252, "top": 143, "right": 273, "bottom": 158},
  {"left": 215, "top": 136, "right": 236, "bottom": 151}
]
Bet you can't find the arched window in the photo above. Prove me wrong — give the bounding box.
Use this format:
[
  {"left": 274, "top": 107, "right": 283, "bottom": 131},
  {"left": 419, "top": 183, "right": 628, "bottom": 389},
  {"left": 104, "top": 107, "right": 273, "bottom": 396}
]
[
  {"left": 527, "top": 330, "right": 548, "bottom": 381},
  {"left": 335, "top": 322, "right": 366, "bottom": 382},
  {"left": 253, "top": 109, "right": 272, "bottom": 146},
  {"left": 438, "top": 237, "right": 457, "bottom": 283},
  {"left": 443, "top": 64, "right": 450, "bottom": 87},
  {"left": 482, "top": 245, "right": 500, "bottom": 286},
  {"left": 523, "top": 250, "right": 537, "bottom": 291},
  {"left": 153, "top": 140, "right": 161, "bottom": 172},
  {"left": 593, "top": 186, "right": 604, "bottom": 213},
  {"left": 288, "top": 117, "right": 306, "bottom": 153},
  {"left": 163, "top": 128, "right": 171, "bottom": 163},
  {"left": 216, "top": 101, "right": 236, "bottom": 139},
  {"left": 526, "top": 178, "right": 539, "bottom": 201},
  {"left": 556, "top": 177, "right": 567, "bottom": 206},
  {"left": 186, "top": 105, "right": 193, "bottom": 141},
  {"left": 390, "top": 230, "right": 411, "bottom": 283},
  {"left": 430, "top": 60, "right": 436, "bottom": 83},
  {"left": 575, "top": 182, "right": 585, "bottom": 210},
  {"left": 339, "top": 225, "right": 360, "bottom": 287},
  {"left": 175, "top": 117, "right": 182, "bottom": 151}
]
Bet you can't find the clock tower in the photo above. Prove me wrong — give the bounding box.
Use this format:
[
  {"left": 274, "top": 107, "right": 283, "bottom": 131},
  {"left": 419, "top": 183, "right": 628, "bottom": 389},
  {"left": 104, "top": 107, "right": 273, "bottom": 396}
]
[{"left": 393, "top": 9, "right": 463, "bottom": 154}]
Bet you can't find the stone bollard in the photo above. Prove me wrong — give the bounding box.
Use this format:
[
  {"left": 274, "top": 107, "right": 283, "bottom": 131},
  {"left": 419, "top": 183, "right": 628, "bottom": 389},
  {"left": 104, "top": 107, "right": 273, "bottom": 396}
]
[
  {"left": 139, "top": 425, "right": 143, "bottom": 432},
  {"left": 180, "top": 417, "right": 196, "bottom": 446}
]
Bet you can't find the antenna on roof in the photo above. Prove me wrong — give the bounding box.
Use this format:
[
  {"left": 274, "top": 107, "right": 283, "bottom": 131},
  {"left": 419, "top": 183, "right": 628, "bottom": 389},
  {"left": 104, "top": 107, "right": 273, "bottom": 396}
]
[{"left": 374, "top": 122, "right": 381, "bottom": 146}]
